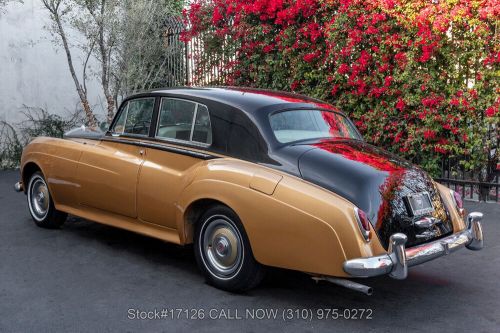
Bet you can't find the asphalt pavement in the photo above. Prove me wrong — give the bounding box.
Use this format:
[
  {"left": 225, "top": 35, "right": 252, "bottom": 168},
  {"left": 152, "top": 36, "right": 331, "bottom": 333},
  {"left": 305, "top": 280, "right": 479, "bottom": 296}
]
[{"left": 0, "top": 170, "right": 499, "bottom": 332}]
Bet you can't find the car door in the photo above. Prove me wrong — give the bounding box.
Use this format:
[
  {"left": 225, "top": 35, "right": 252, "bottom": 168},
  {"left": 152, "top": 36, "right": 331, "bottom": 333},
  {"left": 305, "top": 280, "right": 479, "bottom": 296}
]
[
  {"left": 76, "top": 97, "right": 156, "bottom": 218},
  {"left": 137, "top": 97, "right": 213, "bottom": 229}
]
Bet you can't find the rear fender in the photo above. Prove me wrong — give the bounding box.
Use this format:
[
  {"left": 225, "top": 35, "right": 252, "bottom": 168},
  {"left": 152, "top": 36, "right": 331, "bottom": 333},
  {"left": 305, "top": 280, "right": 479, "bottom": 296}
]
[{"left": 177, "top": 159, "right": 387, "bottom": 277}]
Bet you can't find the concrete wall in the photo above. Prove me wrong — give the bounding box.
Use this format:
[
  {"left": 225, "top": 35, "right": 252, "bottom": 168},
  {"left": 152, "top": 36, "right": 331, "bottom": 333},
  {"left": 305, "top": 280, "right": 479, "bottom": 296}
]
[{"left": 0, "top": 0, "right": 104, "bottom": 124}]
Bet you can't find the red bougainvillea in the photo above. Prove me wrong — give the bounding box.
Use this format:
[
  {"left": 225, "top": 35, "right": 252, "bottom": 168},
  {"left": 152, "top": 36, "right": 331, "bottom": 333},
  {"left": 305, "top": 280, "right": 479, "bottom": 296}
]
[{"left": 183, "top": 0, "right": 499, "bottom": 176}]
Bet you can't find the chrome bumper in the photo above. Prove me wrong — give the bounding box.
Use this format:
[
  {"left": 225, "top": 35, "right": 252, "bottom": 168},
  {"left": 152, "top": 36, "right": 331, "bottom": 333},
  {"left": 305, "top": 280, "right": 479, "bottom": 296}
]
[
  {"left": 14, "top": 181, "right": 23, "bottom": 192},
  {"left": 343, "top": 212, "right": 484, "bottom": 280}
]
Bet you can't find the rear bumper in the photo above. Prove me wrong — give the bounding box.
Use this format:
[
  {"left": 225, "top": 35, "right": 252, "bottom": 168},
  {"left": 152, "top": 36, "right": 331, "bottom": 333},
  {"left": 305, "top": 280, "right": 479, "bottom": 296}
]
[{"left": 343, "top": 212, "right": 484, "bottom": 279}]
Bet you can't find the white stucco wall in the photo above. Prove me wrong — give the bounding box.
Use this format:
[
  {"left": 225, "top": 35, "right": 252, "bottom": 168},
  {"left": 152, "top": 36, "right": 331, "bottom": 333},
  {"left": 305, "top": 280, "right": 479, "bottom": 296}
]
[{"left": 0, "top": 0, "right": 104, "bottom": 124}]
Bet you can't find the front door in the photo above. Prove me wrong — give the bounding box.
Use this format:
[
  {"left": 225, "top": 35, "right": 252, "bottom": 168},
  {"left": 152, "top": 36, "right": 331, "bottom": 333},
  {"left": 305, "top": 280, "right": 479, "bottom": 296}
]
[
  {"left": 76, "top": 97, "right": 156, "bottom": 218},
  {"left": 137, "top": 97, "right": 213, "bottom": 228}
]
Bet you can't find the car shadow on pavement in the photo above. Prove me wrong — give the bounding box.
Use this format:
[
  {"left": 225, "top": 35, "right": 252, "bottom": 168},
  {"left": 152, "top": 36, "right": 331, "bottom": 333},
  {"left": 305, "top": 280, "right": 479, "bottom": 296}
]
[{"left": 60, "top": 214, "right": 463, "bottom": 307}]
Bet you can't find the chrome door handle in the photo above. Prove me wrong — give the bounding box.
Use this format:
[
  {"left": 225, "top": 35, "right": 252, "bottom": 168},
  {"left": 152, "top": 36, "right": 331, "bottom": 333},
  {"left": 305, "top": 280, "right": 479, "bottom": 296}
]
[{"left": 139, "top": 149, "right": 145, "bottom": 156}]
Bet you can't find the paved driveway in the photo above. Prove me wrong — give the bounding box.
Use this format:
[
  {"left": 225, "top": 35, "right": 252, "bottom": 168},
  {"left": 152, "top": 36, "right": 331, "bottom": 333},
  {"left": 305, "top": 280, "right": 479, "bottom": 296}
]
[{"left": 0, "top": 170, "right": 499, "bottom": 332}]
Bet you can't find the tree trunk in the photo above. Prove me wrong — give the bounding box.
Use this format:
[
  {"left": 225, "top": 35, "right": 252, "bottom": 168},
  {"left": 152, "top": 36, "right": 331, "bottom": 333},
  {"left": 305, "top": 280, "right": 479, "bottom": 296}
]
[
  {"left": 53, "top": 13, "right": 97, "bottom": 128},
  {"left": 97, "top": 0, "right": 115, "bottom": 125}
]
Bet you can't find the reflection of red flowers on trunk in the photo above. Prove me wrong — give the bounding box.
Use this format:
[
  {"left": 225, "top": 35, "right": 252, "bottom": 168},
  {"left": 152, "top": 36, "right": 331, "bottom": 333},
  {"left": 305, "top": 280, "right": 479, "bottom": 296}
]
[
  {"left": 314, "top": 140, "right": 406, "bottom": 230},
  {"left": 376, "top": 171, "right": 405, "bottom": 230},
  {"left": 314, "top": 141, "right": 403, "bottom": 173}
]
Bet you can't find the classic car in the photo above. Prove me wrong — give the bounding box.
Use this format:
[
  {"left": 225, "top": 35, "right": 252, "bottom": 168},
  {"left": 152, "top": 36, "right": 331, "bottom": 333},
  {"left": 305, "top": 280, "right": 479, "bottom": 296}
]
[{"left": 15, "top": 87, "right": 484, "bottom": 295}]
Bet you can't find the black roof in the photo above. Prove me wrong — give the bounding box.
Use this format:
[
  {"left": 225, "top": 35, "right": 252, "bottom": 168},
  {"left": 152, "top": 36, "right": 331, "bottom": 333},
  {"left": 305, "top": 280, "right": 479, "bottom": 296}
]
[
  {"left": 144, "top": 86, "right": 337, "bottom": 114},
  {"left": 109, "top": 86, "right": 355, "bottom": 175}
]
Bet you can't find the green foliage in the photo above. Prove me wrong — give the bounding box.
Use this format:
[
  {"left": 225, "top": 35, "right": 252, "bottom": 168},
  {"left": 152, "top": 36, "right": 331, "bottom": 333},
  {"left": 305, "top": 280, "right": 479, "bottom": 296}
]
[{"left": 0, "top": 106, "right": 85, "bottom": 169}]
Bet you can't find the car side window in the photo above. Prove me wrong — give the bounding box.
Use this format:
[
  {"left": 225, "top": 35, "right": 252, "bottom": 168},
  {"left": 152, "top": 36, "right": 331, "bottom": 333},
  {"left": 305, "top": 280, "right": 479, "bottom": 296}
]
[
  {"left": 156, "top": 98, "right": 212, "bottom": 145},
  {"left": 123, "top": 98, "right": 155, "bottom": 136},
  {"left": 112, "top": 103, "right": 128, "bottom": 134}
]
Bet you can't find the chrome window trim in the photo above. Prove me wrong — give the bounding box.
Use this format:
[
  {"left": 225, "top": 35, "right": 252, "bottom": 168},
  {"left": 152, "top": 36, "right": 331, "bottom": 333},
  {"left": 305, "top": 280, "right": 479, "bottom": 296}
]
[
  {"left": 189, "top": 103, "right": 198, "bottom": 142},
  {"left": 154, "top": 136, "right": 211, "bottom": 149},
  {"left": 193, "top": 104, "right": 212, "bottom": 145},
  {"left": 155, "top": 97, "right": 212, "bottom": 148},
  {"left": 111, "top": 102, "right": 130, "bottom": 136}
]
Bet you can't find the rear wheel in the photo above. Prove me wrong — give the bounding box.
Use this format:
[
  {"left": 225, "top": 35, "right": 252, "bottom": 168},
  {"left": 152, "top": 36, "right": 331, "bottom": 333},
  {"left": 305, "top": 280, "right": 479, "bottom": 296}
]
[
  {"left": 194, "top": 205, "right": 265, "bottom": 292},
  {"left": 27, "top": 171, "right": 67, "bottom": 229}
]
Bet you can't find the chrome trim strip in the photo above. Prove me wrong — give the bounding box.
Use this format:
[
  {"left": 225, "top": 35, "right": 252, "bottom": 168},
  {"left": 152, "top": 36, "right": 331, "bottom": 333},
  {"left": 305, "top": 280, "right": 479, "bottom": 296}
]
[
  {"left": 343, "top": 212, "right": 484, "bottom": 279},
  {"left": 414, "top": 216, "right": 439, "bottom": 229},
  {"left": 101, "top": 137, "right": 216, "bottom": 160}
]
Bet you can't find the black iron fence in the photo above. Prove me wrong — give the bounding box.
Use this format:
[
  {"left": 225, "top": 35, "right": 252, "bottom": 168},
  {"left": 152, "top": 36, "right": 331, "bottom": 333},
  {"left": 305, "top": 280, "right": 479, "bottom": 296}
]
[
  {"left": 437, "top": 158, "right": 499, "bottom": 203},
  {"left": 164, "top": 17, "right": 499, "bottom": 202},
  {"left": 163, "top": 17, "right": 227, "bottom": 87},
  {"left": 162, "top": 16, "right": 189, "bottom": 87},
  {"left": 436, "top": 124, "right": 499, "bottom": 203}
]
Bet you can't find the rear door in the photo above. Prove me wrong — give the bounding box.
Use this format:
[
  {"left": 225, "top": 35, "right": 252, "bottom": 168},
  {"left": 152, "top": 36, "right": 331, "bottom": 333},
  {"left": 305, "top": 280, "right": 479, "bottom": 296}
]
[{"left": 76, "top": 97, "right": 156, "bottom": 218}]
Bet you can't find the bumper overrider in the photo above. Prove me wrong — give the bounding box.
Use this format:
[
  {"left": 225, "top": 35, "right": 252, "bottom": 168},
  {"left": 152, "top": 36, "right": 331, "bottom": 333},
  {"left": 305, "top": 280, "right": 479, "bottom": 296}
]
[{"left": 344, "top": 212, "right": 484, "bottom": 280}]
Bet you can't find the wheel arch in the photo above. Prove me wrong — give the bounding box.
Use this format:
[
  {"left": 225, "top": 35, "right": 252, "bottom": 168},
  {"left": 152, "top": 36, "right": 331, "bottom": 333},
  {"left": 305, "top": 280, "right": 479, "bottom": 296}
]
[
  {"left": 182, "top": 197, "right": 239, "bottom": 245},
  {"left": 21, "top": 161, "right": 43, "bottom": 194}
]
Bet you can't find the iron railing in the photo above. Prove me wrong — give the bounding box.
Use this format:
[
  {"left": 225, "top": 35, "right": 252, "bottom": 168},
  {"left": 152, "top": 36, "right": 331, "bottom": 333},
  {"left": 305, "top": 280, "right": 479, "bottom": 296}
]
[
  {"left": 161, "top": 16, "right": 188, "bottom": 87},
  {"left": 162, "top": 17, "right": 231, "bottom": 87},
  {"left": 436, "top": 125, "right": 499, "bottom": 202},
  {"left": 436, "top": 159, "right": 499, "bottom": 203}
]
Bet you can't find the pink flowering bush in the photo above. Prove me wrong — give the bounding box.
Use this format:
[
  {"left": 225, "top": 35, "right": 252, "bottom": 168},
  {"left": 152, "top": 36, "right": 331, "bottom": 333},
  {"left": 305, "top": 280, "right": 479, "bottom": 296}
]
[{"left": 183, "top": 0, "right": 499, "bottom": 177}]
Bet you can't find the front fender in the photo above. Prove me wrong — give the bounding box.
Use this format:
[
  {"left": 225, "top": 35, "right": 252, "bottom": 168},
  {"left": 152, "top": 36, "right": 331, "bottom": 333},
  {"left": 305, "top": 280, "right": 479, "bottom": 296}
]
[{"left": 20, "top": 137, "right": 84, "bottom": 207}]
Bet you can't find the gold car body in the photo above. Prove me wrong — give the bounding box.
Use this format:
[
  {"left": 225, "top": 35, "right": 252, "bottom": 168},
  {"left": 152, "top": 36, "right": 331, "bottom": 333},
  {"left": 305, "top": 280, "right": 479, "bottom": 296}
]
[{"left": 19, "top": 135, "right": 466, "bottom": 278}]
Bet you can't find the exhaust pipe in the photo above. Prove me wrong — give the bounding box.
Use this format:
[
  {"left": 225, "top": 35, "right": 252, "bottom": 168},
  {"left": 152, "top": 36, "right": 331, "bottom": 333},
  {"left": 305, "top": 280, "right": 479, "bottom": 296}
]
[{"left": 312, "top": 276, "right": 373, "bottom": 296}]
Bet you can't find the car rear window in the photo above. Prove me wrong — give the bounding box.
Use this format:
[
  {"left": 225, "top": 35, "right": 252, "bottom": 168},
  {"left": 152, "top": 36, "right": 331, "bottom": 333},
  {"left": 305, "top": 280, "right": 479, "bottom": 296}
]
[{"left": 270, "top": 110, "right": 362, "bottom": 143}]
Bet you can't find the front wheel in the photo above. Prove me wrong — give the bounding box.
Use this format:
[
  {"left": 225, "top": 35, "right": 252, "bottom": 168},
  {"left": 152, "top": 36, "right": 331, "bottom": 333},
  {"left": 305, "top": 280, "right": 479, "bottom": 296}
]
[
  {"left": 27, "top": 171, "right": 67, "bottom": 229},
  {"left": 194, "top": 205, "right": 265, "bottom": 292}
]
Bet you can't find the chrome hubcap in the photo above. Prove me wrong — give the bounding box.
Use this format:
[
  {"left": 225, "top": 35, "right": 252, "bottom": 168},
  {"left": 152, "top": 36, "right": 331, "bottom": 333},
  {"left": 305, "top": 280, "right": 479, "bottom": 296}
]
[
  {"left": 29, "top": 177, "right": 49, "bottom": 219},
  {"left": 201, "top": 217, "right": 243, "bottom": 278}
]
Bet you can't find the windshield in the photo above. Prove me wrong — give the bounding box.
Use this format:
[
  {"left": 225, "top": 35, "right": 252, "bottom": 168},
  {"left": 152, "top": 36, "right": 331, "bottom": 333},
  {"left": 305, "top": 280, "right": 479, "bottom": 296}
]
[{"left": 270, "top": 109, "right": 362, "bottom": 143}]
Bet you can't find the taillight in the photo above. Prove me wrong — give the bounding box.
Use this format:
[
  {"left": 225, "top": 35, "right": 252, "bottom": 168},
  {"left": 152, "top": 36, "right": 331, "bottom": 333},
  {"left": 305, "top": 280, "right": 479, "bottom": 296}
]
[
  {"left": 354, "top": 207, "right": 371, "bottom": 241},
  {"left": 450, "top": 189, "right": 465, "bottom": 217}
]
